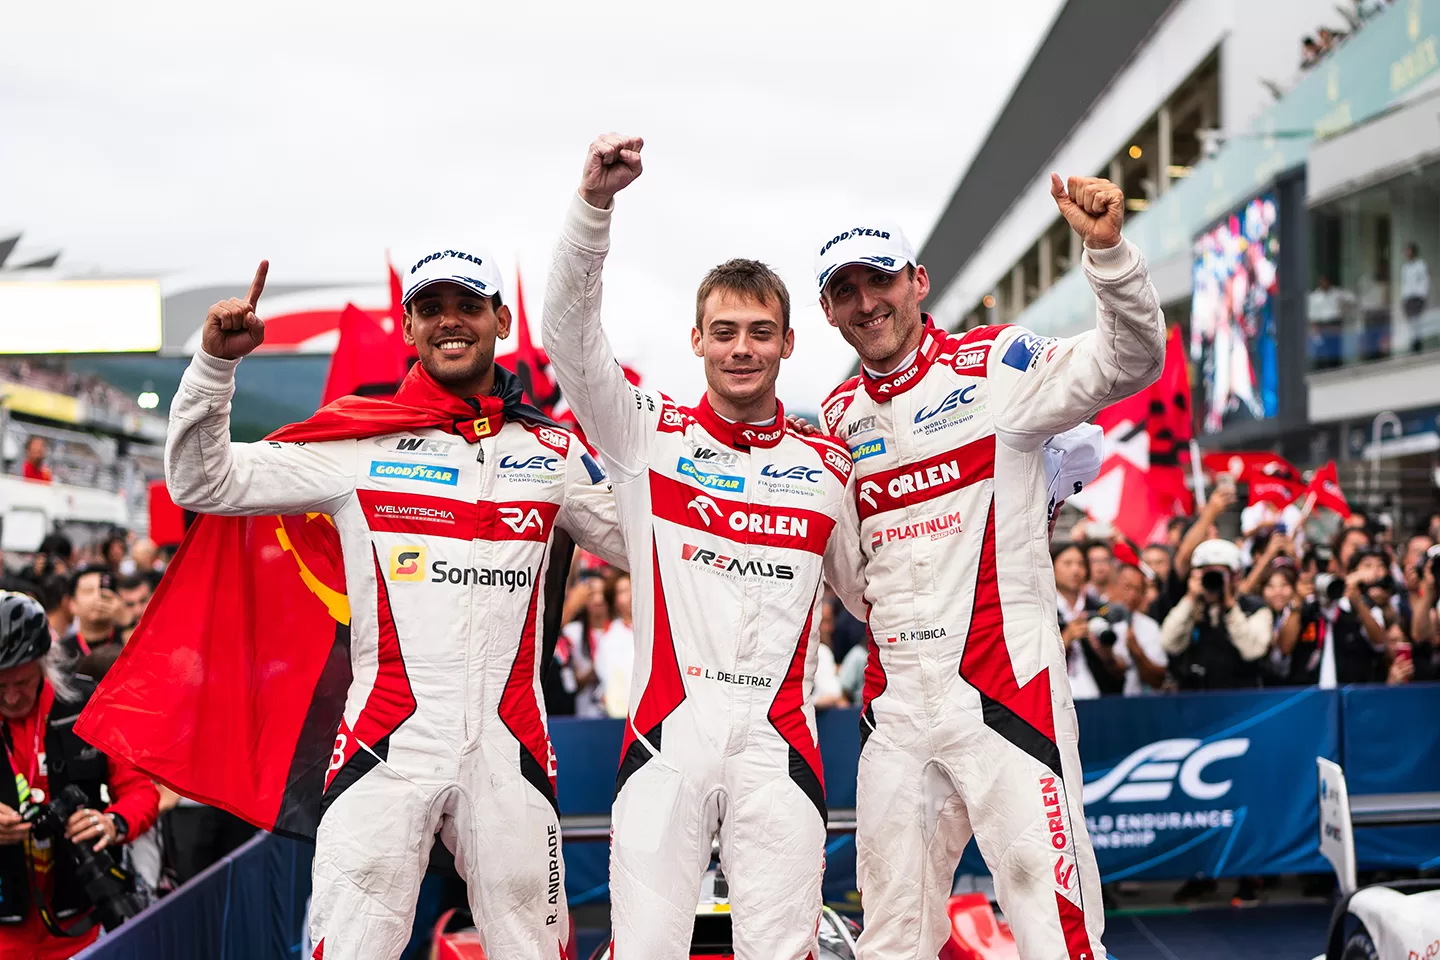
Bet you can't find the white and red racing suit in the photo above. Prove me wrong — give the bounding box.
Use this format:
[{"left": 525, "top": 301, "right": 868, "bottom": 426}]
[
  {"left": 543, "top": 194, "right": 862, "bottom": 960},
  {"left": 820, "top": 240, "right": 1165, "bottom": 960},
  {"left": 166, "top": 352, "right": 624, "bottom": 960}
]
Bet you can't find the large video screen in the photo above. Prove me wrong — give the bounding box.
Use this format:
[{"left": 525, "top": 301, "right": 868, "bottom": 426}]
[
  {"left": 1190, "top": 193, "right": 1280, "bottom": 434},
  {"left": 0, "top": 281, "right": 162, "bottom": 354}
]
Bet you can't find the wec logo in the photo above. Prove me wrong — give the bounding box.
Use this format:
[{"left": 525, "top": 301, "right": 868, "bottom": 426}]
[
  {"left": 914, "top": 385, "right": 976, "bottom": 423},
  {"left": 499, "top": 455, "right": 559, "bottom": 472},
  {"left": 762, "top": 464, "right": 822, "bottom": 483},
  {"left": 1083, "top": 738, "right": 1250, "bottom": 805}
]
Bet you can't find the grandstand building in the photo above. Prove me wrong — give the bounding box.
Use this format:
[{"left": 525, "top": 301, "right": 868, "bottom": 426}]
[{"left": 919, "top": 0, "right": 1440, "bottom": 521}]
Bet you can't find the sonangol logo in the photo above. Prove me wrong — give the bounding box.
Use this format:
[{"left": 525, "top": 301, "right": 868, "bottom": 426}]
[
  {"left": 388, "top": 545, "right": 427, "bottom": 581},
  {"left": 1083, "top": 738, "right": 1250, "bottom": 805}
]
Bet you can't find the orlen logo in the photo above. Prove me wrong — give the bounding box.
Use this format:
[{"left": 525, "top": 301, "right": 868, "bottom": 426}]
[
  {"left": 761, "top": 464, "right": 822, "bottom": 483},
  {"left": 687, "top": 494, "right": 722, "bottom": 526},
  {"left": 388, "top": 545, "right": 427, "bottom": 581},
  {"left": 876, "top": 365, "right": 919, "bottom": 395},
  {"left": 1083, "top": 738, "right": 1250, "bottom": 805},
  {"left": 914, "top": 385, "right": 976, "bottom": 423}
]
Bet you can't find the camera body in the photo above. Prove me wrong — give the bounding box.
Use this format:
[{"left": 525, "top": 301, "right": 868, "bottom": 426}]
[
  {"left": 1313, "top": 572, "right": 1346, "bottom": 606},
  {"left": 1088, "top": 602, "right": 1130, "bottom": 647},
  {"left": 20, "top": 784, "right": 143, "bottom": 932}
]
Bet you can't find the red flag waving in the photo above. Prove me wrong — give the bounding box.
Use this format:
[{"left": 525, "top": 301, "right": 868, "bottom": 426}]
[
  {"left": 1202, "top": 451, "right": 1303, "bottom": 507},
  {"left": 320, "top": 304, "right": 407, "bottom": 405},
  {"left": 495, "top": 268, "right": 562, "bottom": 413},
  {"left": 74, "top": 364, "right": 555, "bottom": 838},
  {"left": 1303, "top": 460, "right": 1352, "bottom": 518}
]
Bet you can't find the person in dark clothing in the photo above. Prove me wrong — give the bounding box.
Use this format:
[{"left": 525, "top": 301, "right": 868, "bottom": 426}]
[
  {"left": 1285, "top": 549, "right": 1392, "bottom": 686},
  {"left": 1159, "top": 540, "right": 1272, "bottom": 689}
]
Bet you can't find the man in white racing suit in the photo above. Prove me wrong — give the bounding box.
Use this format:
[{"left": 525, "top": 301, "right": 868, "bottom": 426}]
[
  {"left": 816, "top": 175, "right": 1165, "bottom": 960},
  {"left": 543, "top": 134, "right": 863, "bottom": 960},
  {"left": 167, "top": 256, "right": 624, "bottom": 960}
]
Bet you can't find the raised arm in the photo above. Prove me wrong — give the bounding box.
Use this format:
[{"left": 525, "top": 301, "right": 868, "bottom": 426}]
[
  {"left": 991, "top": 175, "right": 1166, "bottom": 449},
  {"left": 166, "top": 262, "right": 356, "bottom": 517},
  {"left": 541, "top": 135, "right": 653, "bottom": 479}
]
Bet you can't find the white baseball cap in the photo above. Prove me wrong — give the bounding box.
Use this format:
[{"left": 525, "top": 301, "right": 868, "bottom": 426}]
[
  {"left": 813, "top": 221, "right": 916, "bottom": 295},
  {"left": 402, "top": 247, "right": 505, "bottom": 306},
  {"left": 1044, "top": 423, "right": 1105, "bottom": 508}
]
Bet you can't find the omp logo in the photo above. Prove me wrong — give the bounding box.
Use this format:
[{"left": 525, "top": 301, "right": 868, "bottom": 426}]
[
  {"left": 951, "top": 346, "right": 988, "bottom": 372},
  {"left": 499, "top": 455, "right": 559, "bottom": 472},
  {"left": 914, "top": 385, "right": 976, "bottom": 423},
  {"left": 761, "top": 463, "right": 822, "bottom": 483},
  {"left": 687, "top": 494, "right": 722, "bottom": 526},
  {"left": 1083, "top": 739, "right": 1250, "bottom": 804},
  {"left": 850, "top": 438, "right": 886, "bottom": 461},
  {"left": 388, "top": 545, "right": 427, "bottom": 581},
  {"left": 389, "top": 437, "right": 455, "bottom": 456},
  {"left": 661, "top": 407, "right": 684, "bottom": 427},
  {"left": 535, "top": 426, "right": 568, "bottom": 449},
  {"left": 370, "top": 461, "right": 459, "bottom": 486},
  {"left": 822, "top": 449, "right": 853, "bottom": 479},
  {"left": 499, "top": 507, "right": 545, "bottom": 534},
  {"left": 858, "top": 479, "right": 883, "bottom": 509},
  {"left": 823, "top": 402, "right": 846, "bottom": 431},
  {"left": 677, "top": 457, "right": 745, "bottom": 492}
]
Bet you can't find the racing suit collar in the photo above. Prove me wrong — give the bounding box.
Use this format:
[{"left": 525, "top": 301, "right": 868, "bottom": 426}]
[
  {"left": 861, "top": 316, "right": 941, "bottom": 402},
  {"left": 690, "top": 392, "right": 786, "bottom": 450}
]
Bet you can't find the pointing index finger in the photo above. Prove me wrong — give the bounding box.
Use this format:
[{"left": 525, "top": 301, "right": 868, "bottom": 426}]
[{"left": 246, "top": 260, "right": 269, "bottom": 309}]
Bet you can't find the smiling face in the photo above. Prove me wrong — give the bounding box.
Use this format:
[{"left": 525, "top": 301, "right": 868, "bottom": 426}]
[
  {"left": 692, "top": 290, "right": 793, "bottom": 417},
  {"left": 403, "top": 282, "right": 512, "bottom": 396},
  {"left": 821, "top": 263, "right": 929, "bottom": 373}
]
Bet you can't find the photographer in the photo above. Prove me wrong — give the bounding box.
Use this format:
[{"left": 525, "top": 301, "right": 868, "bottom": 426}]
[
  {"left": 0, "top": 592, "right": 158, "bottom": 958},
  {"left": 1160, "top": 540, "right": 1272, "bottom": 689},
  {"left": 1052, "top": 543, "right": 1125, "bottom": 698},
  {"left": 1106, "top": 563, "right": 1171, "bottom": 694},
  {"left": 1283, "top": 548, "right": 1391, "bottom": 686},
  {"left": 1405, "top": 544, "right": 1440, "bottom": 682}
]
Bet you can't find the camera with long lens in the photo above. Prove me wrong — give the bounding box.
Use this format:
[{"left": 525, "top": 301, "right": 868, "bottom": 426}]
[
  {"left": 1088, "top": 602, "right": 1130, "bottom": 647},
  {"left": 1313, "top": 573, "right": 1346, "bottom": 606},
  {"left": 1200, "top": 569, "right": 1228, "bottom": 597},
  {"left": 21, "top": 784, "right": 143, "bottom": 931}
]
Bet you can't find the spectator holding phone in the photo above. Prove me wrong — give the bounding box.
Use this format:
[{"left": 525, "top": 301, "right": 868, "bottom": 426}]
[
  {"left": 1106, "top": 563, "right": 1170, "bottom": 694},
  {"left": 1160, "top": 540, "right": 1272, "bottom": 689},
  {"left": 58, "top": 568, "right": 124, "bottom": 666},
  {"left": 1407, "top": 544, "right": 1440, "bottom": 682}
]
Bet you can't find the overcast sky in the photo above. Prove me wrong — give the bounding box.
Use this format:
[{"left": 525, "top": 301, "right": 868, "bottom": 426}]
[{"left": 4, "top": 0, "right": 1062, "bottom": 411}]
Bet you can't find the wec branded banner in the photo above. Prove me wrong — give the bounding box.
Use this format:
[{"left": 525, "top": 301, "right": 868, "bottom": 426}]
[{"left": 1067, "top": 688, "right": 1339, "bottom": 880}]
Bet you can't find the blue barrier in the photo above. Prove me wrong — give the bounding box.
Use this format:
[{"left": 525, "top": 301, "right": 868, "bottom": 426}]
[
  {"left": 81, "top": 684, "right": 1440, "bottom": 955},
  {"left": 76, "top": 831, "right": 312, "bottom": 960}
]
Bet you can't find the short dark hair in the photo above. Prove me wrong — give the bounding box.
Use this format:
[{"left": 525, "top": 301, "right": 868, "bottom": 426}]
[
  {"left": 68, "top": 565, "right": 114, "bottom": 597},
  {"left": 695, "top": 259, "right": 791, "bottom": 333},
  {"left": 1083, "top": 539, "right": 1114, "bottom": 559},
  {"left": 1050, "top": 542, "right": 1090, "bottom": 580},
  {"left": 116, "top": 575, "right": 148, "bottom": 594}
]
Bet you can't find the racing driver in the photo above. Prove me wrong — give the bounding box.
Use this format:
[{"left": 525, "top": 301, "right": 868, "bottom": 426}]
[
  {"left": 816, "top": 174, "right": 1165, "bottom": 960},
  {"left": 166, "top": 255, "right": 624, "bottom": 960},
  {"left": 543, "top": 134, "right": 864, "bottom": 960}
]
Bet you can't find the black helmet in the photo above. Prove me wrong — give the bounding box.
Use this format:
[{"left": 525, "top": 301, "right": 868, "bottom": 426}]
[{"left": 0, "top": 591, "right": 51, "bottom": 670}]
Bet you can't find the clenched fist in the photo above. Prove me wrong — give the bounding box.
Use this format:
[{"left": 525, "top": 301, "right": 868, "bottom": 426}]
[
  {"left": 1050, "top": 174, "right": 1125, "bottom": 250},
  {"left": 579, "top": 134, "right": 644, "bottom": 210},
  {"left": 201, "top": 261, "right": 268, "bottom": 360}
]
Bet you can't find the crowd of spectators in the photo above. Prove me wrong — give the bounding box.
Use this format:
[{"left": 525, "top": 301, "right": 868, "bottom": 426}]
[
  {"left": 1052, "top": 483, "right": 1437, "bottom": 701},
  {"left": 1, "top": 359, "right": 148, "bottom": 422}
]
